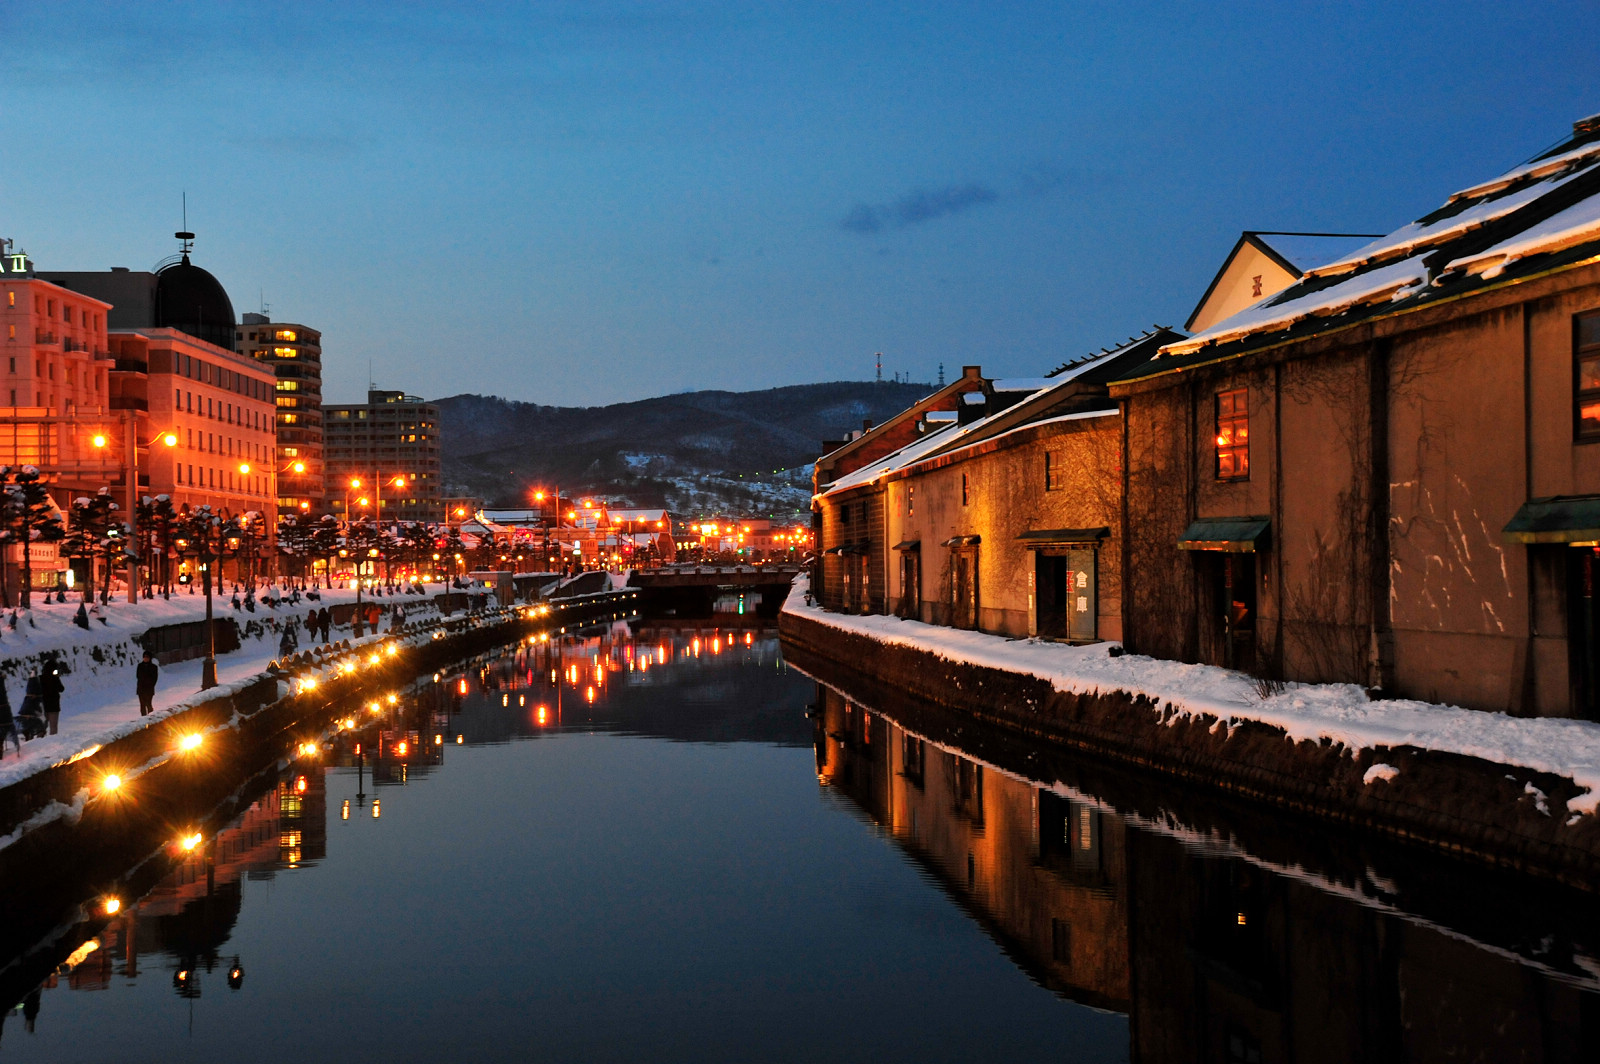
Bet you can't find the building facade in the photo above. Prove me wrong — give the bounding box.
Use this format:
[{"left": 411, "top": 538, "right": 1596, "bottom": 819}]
[
  {"left": 107, "top": 327, "right": 278, "bottom": 518},
  {"left": 1110, "top": 115, "right": 1600, "bottom": 718},
  {"left": 324, "top": 390, "right": 443, "bottom": 523},
  {"left": 235, "top": 314, "right": 323, "bottom": 515}
]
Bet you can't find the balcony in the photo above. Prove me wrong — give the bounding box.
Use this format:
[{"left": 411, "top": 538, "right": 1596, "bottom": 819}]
[
  {"left": 110, "top": 396, "right": 149, "bottom": 411},
  {"left": 34, "top": 331, "right": 57, "bottom": 345},
  {"left": 113, "top": 358, "right": 149, "bottom": 374}
]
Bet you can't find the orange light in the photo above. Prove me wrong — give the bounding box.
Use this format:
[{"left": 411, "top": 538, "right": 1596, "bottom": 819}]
[
  {"left": 584, "top": 686, "right": 595, "bottom": 704},
  {"left": 161, "top": 432, "right": 178, "bottom": 447},
  {"left": 300, "top": 501, "right": 310, "bottom": 510},
  {"left": 533, "top": 491, "right": 545, "bottom": 502},
  {"left": 92, "top": 433, "right": 108, "bottom": 448},
  {"left": 396, "top": 741, "right": 408, "bottom": 756},
  {"left": 103, "top": 897, "right": 121, "bottom": 916},
  {"left": 457, "top": 679, "right": 468, "bottom": 695},
  {"left": 350, "top": 478, "right": 362, "bottom": 488},
  {"left": 238, "top": 462, "right": 251, "bottom": 475},
  {"left": 292, "top": 461, "right": 305, "bottom": 473},
  {"left": 295, "top": 775, "right": 308, "bottom": 794},
  {"left": 536, "top": 705, "right": 548, "bottom": 725}
]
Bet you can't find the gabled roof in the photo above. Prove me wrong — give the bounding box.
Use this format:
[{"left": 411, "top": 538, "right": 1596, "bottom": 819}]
[
  {"left": 819, "top": 329, "right": 1182, "bottom": 498},
  {"left": 815, "top": 367, "right": 983, "bottom": 471},
  {"left": 1184, "top": 231, "right": 1381, "bottom": 332},
  {"left": 1140, "top": 116, "right": 1600, "bottom": 375}
]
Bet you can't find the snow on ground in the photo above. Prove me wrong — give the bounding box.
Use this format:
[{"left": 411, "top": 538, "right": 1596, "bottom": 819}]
[
  {"left": 784, "top": 578, "right": 1600, "bottom": 814},
  {"left": 0, "top": 582, "right": 443, "bottom": 791}
]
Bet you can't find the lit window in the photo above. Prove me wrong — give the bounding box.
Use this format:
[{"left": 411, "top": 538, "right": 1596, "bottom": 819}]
[
  {"left": 1215, "top": 389, "right": 1249, "bottom": 480},
  {"left": 272, "top": 347, "right": 298, "bottom": 358},
  {"left": 275, "top": 330, "right": 298, "bottom": 341},
  {"left": 276, "top": 397, "right": 299, "bottom": 408},
  {"left": 276, "top": 380, "right": 299, "bottom": 391},
  {"left": 1578, "top": 312, "right": 1600, "bottom": 440}
]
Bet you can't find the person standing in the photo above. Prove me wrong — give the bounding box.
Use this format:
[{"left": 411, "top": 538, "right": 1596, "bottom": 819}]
[
  {"left": 41, "top": 663, "right": 64, "bottom": 736},
  {"left": 307, "top": 607, "right": 320, "bottom": 643},
  {"left": 136, "top": 651, "right": 160, "bottom": 717},
  {"left": 0, "top": 678, "right": 18, "bottom": 758}
]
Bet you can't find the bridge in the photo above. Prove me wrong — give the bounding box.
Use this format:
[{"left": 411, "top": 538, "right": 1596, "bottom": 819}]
[{"left": 627, "top": 563, "right": 804, "bottom": 617}]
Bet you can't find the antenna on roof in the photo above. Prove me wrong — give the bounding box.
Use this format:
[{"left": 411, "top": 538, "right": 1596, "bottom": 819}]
[
  {"left": 938, "top": 363, "right": 945, "bottom": 387},
  {"left": 875, "top": 352, "right": 883, "bottom": 383},
  {"left": 175, "top": 191, "right": 195, "bottom": 261}
]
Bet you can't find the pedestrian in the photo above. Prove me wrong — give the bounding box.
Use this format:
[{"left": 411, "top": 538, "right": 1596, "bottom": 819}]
[
  {"left": 353, "top": 606, "right": 365, "bottom": 638},
  {"left": 41, "top": 662, "right": 64, "bottom": 736},
  {"left": 321, "top": 608, "right": 332, "bottom": 643},
  {"left": 278, "top": 622, "right": 297, "bottom": 657},
  {"left": 307, "top": 607, "right": 319, "bottom": 642},
  {"left": 136, "top": 651, "right": 159, "bottom": 717},
  {"left": 17, "top": 674, "right": 43, "bottom": 741},
  {"left": 0, "top": 678, "right": 19, "bottom": 758}
]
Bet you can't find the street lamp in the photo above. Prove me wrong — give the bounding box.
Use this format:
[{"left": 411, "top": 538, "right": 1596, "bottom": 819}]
[
  {"left": 174, "top": 505, "right": 239, "bottom": 690},
  {"left": 93, "top": 426, "right": 179, "bottom": 603}
]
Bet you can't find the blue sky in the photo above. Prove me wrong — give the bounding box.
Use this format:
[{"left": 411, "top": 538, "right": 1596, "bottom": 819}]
[{"left": 1, "top": 1, "right": 1596, "bottom": 405}]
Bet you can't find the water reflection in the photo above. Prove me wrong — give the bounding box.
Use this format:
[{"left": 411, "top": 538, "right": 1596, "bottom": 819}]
[{"left": 811, "top": 681, "right": 1600, "bottom": 1060}]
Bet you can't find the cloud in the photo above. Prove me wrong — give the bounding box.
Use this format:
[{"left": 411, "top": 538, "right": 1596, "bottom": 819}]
[{"left": 840, "top": 183, "right": 999, "bottom": 235}]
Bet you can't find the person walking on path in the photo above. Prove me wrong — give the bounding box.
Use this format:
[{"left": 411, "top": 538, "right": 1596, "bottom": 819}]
[
  {"left": 306, "top": 607, "right": 319, "bottom": 642},
  {"left": 136, "top": 651, "right": 160, "bottom": 717},
  {"left": 319, "top": 607, "right": 332, "bottom": 643},
  {"left": 0, "top": 679, "right": 19, "bottom": 758},
  {"left": 18, "top": 674, "right": 43, "bottom": 741},
  {"left": 41, "top": 663, "right": 64, "bottom": 736}
]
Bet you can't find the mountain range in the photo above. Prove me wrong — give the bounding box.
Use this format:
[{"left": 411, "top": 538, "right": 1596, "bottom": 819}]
[{"left": 435, "top": 381, "right": 931, "bottom": 517}]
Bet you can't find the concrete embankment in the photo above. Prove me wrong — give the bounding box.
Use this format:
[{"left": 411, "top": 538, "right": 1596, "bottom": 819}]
[
  {"left": 780, "top": 606, "right": 1600, "bottom": 890},
  {"left": 0, "top": 590, "right": 641, "bottom": 858}
]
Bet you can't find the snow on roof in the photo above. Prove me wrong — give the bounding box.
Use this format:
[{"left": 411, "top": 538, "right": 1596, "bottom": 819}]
[
  {"left": 1449, "top": 136, "right": 1600, "bottom": 202},
  {"left": 1253, "top": 233, "right": 1380, "bottom": 273},
  {"left": 609, "top": 507, "right": 668, "bottom": 522},
  {"left": 991, "top": 377, "right": 1054, "bottom": 393},
  {"left": 1048, "top": 328, "right": 1167, "bottom": 379},
  {"left": 1308, "top": 158, "right": 1596, "bottom": 278},
  {"left": 1445, "top": 192, "right": 1600, "bottom": 279},
  {"left": 924, "top": 410, "right": 958, "bottom": 422},
  {"left": 1164, "top": 254, "right": 1429, "bottom": 356},
  {"left": 961, "top": 392, "right": 986, "bottom": 405},
  {"left": 819, "top": 420, "right": 965, "bottom": 496}
]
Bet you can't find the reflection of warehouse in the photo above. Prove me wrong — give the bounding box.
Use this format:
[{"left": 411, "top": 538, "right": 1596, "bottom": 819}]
[
  {"left": 812, "top": 682, "right": 1600, "bottom": 1060},
  {"left": 814, "top": 686, "right": 1130, "bottom": 1010}
]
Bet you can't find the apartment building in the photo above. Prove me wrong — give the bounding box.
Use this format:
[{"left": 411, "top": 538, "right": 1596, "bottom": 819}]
[{"left": 323, "top": 390, "right": 443, "bottom": 523}]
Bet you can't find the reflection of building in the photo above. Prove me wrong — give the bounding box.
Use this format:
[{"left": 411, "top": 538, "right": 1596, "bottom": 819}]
[
  {"left": 811, "top": 672, "right": 1600, "bottom": 1061},
  {"left": 324, "top": 389, "right": 442, "bottom": 523},
  {"left": 235, "top": 314, "right": 324, "bottom": 515},
  {"left": 814, "top": 684, "right": 1130, "bottom": 1009}
]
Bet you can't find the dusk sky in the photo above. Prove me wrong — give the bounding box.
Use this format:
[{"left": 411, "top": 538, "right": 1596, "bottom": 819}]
[{"left": 2, "top": 1, "right": 1596, "bottom": 406}]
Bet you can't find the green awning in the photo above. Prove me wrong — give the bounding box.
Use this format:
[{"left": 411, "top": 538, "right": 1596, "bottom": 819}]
[
  {"left": 1503, "top": 497, "right": 1600, "bottom": 544},
  {"left": 1017, "top": 527, "right": 1109, "bottom": 546},
  {"left": 1178, "top": 516, "right": 1271, "bottom": 553}
]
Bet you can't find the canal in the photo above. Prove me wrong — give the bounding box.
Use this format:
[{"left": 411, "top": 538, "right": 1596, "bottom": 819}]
[{"left": 1, "top": 614, "right": 1597, "bottom": 1061}]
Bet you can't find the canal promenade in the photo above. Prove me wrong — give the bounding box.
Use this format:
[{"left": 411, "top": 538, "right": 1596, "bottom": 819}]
[
  {"left": 0, "top": 585, "right": 429, "bottom": 797},
  {"left": 780, "top": 578, "right": 1600, "bottom": 885}
]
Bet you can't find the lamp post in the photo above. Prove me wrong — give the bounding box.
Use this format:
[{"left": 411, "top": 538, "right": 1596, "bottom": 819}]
[
  {"left": 175, "top": 505, "right": 239, "bottom": 690},
  {"left": 92, "top": 422, "right": 179, "bottom": 604}
]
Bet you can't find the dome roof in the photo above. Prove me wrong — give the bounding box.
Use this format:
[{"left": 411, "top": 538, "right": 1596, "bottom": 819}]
[{"left": 154, "top": 255, "right": 236, "bottom": 351}]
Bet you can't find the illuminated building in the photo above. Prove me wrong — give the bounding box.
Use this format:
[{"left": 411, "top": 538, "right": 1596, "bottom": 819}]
[
  {"left": 235, "top": 315, "right": 324, "bottom": 514},
  {"left": 324, "top": 390, "right": 442, "bottom": 522}
]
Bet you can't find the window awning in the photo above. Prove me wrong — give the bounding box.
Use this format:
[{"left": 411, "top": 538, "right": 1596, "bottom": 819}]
[
  {"left": 892, "top": 539, "right": 921, "bottom": 551},
  {"left": 941, "top": 535, "right": 981, "bottom": 547},
  {"left": 1017, "top": 527, "right": 1109, "bottom": 546},
  {"left": 823, "top": 544, "right": 867, "bottom": 556},
  {"left": 1503, "top": 496, "right": 1600, "bottom": 544},
  {"left": 1178, "top": 516, "right": 1271, "bottom": 553}
]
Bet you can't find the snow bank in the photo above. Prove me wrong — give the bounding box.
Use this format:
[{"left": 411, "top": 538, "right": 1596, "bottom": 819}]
[{"left": 784, "top": 578, "right": 1600, "bottom": 815}]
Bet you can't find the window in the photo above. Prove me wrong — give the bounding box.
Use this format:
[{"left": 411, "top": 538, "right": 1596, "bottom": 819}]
[
  {"left": 961, "top": 472, "right": 969, "bottom": 505},
  {"left": 1045, "top": 452, "right": 1059, "bottom": 490},
  {"left": 1215, "top": 388, "right": 1250, "bottom": 479},
  {"left": 273, "top": 346, "right": 298, "bottom": 358},
  {"left": 1577, "top": 312, "right": 1600, "bottom": 440},
  {"left": 275, "top": 330, "right": 298, "bottom": 341},
  {"left": 277, "top": 380, "right": 299, "bottom": 391},
  {"left": 906, "top": 485, "right": 914, "bottom": 516}
]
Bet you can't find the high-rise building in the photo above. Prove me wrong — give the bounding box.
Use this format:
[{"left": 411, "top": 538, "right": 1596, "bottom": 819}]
[
  {"left": 323, "top": 390, "right": 442, "bottom": 523},
  {"left": 234, "top": 314, "right": 323, "bottom": 514}
]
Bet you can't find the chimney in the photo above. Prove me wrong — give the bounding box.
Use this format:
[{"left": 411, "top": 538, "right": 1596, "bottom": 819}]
[
  {"left": 862, "top": 419, "right": 874, "bottom": 433},
  {"left": 961, "top": 365, "right": 982, "bottom": 381}
]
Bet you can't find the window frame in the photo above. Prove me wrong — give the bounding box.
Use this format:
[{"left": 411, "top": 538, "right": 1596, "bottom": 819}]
[
  {"left": 1214, "top": 387, "right": 1250, "bottom": 481},
  {"left": 1575, "top": 311, "right": 1600, "bottom": 442}
]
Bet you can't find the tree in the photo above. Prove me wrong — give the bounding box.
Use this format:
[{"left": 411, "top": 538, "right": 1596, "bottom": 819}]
[
  {"left": 2, "top": 466, "right": 64, "bottom": 608},
  {"left": 61, "top": 490, "right": 120, "bottom": 603},
  {"left": 138, "top": 494, "right": 179, "bottom": 597}
]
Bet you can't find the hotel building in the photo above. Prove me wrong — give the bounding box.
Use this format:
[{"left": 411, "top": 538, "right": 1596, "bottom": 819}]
[{"left": 234, "top": 314, "right": 324, "bottom": 514}]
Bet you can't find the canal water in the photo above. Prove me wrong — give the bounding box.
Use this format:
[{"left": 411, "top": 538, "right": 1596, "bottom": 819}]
[{"left": 1, "top": 615, "right": 1597, "bottom": 1061}]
